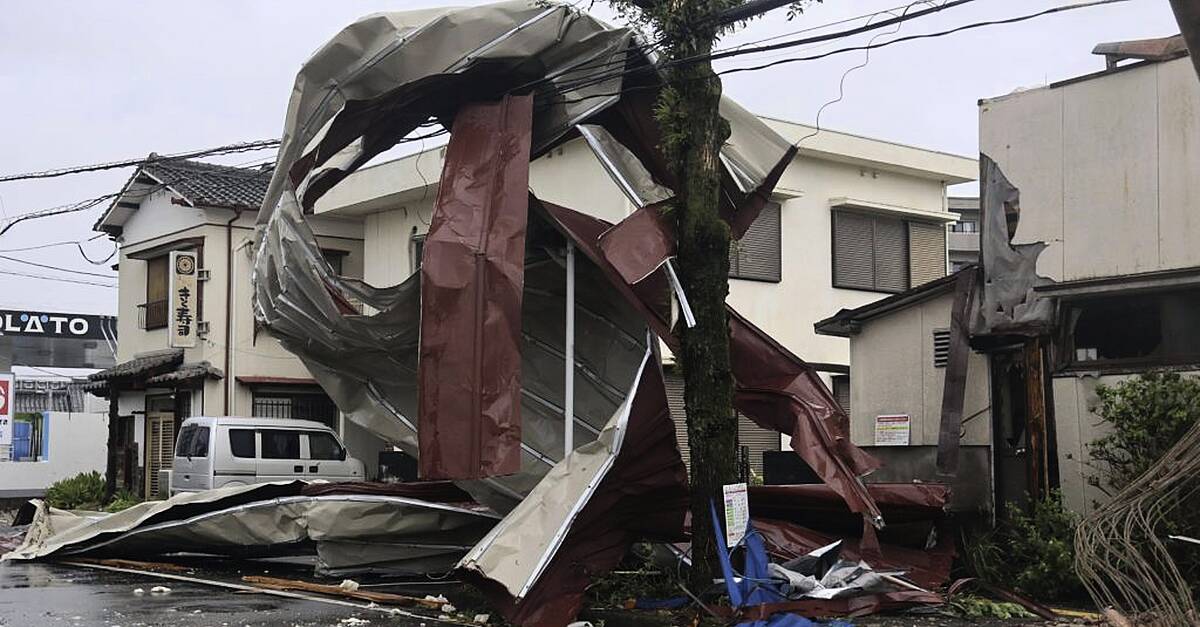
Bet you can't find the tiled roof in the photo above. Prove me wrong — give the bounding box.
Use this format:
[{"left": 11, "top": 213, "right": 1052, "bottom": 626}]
[
  {"left": 144, "top": 159, "right": 273, "bottom": 211},
  {"left": 145, "top": 362, "right": 223, "bottom": 386},
  {"left": 89, "top": 349, "right": 184, "bottom": 382}
]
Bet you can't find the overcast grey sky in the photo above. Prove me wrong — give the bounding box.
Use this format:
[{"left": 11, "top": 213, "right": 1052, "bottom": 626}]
[{"left": 0, "top": 0, "right": 1182, "bottom": 315}]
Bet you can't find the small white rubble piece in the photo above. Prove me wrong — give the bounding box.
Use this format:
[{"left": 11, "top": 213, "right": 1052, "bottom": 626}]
[
  {"left": 440, "top": 603, "right": 456, "bottom": 614},
  {"left": 423, "top": 594, "right": 449, "bottom": 603},
  {"left": 337, "top": 618, "right": 370, "bottom": 627},
  {"left": 566, "top": 622, "right": 594, "bottom": 627},
  {"left": 132, "top": 588, "right": 145, "bottom": 596},
  {"left": 148, "top": 586, "right": 171, "bottom": 595},
  {"left": 338, "top": 579, "right": 360, "bottom": 593},
  {"left": 472, "top": 614, "right": 490, "bottom": 624}
]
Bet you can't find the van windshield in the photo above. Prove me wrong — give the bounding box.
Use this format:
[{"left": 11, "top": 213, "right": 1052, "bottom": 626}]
[{"left": 309, "top": 432, "right": 345, "bottom": 461}]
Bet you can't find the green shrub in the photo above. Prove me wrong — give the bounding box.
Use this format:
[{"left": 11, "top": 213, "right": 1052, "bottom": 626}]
[
  {"left": 1087, "top": 370, "right": 1200, "bottom": 587},
  {"left": 962, "top": 491, "right": 1085, "bottom": 602},
  {"left": 1088, "top": 371, "right": 1200, "bottom": 495},
  {"left": 44, "top": 471, "right": 106, "bottom": 511},
  {"left": 104, "top": 489, "right": 142, "bottom": 513}
]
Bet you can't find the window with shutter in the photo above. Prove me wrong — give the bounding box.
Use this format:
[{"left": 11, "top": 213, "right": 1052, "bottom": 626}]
[
  {"left": 729, "top": 202, "right": 782, "bottom": 282},
  {"left": 832, "top": 211, "right": 875, "bottom": 290},
  {"left": 664, "top": 371, "right": 690, "bottom": 468},
  {"left": 831, "top": 374, "right": 850, "bottom": 415},
  {"left": 833, "top": 209, "right": 948, "bottom": 293},
  {"left": 664, "top": 370, "right": 779, "bottom": 475},
  {"left": 908, "top": 222, "right": 947, "bottom": 287},
  {"left": 873, "top": 216, "right": 908, "bottom": 292}
]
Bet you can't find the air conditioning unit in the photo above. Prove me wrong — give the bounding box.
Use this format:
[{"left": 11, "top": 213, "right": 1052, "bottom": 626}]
[{"left": 157, "top": 469, "right": 173, "bottom": 500}]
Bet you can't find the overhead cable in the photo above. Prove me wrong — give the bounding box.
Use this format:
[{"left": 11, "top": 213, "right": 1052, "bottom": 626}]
[{"left": 0, "top": 140, "right": 280, "bottom": 183}]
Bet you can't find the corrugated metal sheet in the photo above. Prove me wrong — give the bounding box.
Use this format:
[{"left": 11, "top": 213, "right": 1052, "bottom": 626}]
[
  {"left": 730, "top": 202, "right": 781, "bottom": 282},
  {"left": 873, "top": 216, "right": 908, "bottom": 292},
  {"left": 833, "top": 211, "right": 875, "bottom": 290},
  {"left": 908, "top": 221, "right": 947, "bottom": 287}
]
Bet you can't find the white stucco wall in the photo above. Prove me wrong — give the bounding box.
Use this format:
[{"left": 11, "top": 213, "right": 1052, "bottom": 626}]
[
  {"left": 0, "top": 412, "right": 109, "bottom": 496},
  {"left": 329, "top": 125, "right": 973, "bottom": 376},
  {"left": 846, "top": 291, "right": 991, "bottom": 448},
  {"left": 109, "top": 190, "right": 365, "bottom": 441},
  {"left": 980, "top": 56, "right": 1200, "bottom": 282}
]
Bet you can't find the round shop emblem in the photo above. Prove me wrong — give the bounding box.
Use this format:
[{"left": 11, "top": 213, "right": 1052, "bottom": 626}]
[{"left": 175, "top": 255, "right": 196, "bottom": 275}]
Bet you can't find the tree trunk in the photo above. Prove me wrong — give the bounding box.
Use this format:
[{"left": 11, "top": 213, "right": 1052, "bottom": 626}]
[{"left": 658, "top": 9, "right": 739, "bottom": 588}]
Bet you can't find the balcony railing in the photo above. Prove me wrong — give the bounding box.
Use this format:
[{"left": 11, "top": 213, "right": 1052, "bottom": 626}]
[{"left": 139, "top": 299, "right": 168, "bottom": 330}]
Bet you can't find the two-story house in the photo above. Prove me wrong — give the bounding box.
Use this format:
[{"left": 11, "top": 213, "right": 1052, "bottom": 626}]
[
  {"left": 87, "top": 158, "right": 384, "bottom": 497},
  {"left": 312, "top": 115, "right": 976, "bottom": 477}
]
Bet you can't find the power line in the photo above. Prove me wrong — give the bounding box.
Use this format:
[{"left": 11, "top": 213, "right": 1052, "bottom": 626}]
[
  {"left": 0, "top": 233, "right": 105, "bottom": 253},
  {"left": 536, "top": 0, "right": 979, "bottom": 98},
  {"left": 533, "top": 0, "right": 1130, "bottom": 110},
  {"left": 0, "top": 140, "right": 280, "bottom": 183},
  {"left": 713, "top": 0, "right": 1134, "bottom": 77},
  {"left": 0, "top": 269, "right": 117, "bottom": 288},
  {"left": 0, "top": 157, "right": 277, "bottom": 238},
  {"left": 0, "top": 253, "right": 117, "bottom": 278}
]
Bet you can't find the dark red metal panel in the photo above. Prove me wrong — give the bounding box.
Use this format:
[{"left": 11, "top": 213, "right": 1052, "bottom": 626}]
[
  {"left": 418, "top": 94, "right": 533, "bottom": 480},
  {"left": 463, "top": 354, "right": 690, "bottom": 627}
]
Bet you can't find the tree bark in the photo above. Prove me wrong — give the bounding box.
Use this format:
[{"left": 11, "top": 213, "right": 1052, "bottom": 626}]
[{"left": 657, "top": 4, "right": 739, "bottom": 589}]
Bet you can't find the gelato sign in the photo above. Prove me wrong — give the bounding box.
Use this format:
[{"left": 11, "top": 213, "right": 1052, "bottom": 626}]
[{"left": 0, "top": 310, "right": 114, "bottom": 340}]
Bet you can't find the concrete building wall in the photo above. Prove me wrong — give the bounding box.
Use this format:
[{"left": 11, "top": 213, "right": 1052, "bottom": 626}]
[
  {"left": 0, "top": 412, "right": 108, "bottom": 496},
  {"left": 1050, "top": 368, "right": 1200, "bottom": 516},
  {"left": 846, "top": 290, "right": 991, "bottom": 448},
  {"left": 980, "top": 56, "right": 1200, "bottom": 283}
]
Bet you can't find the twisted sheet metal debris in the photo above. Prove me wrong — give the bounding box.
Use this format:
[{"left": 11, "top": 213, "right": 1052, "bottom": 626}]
[
  {"left": 248, "top": 1, "right": 882, "bottom": 624},
  {"left": 2, "top": 482, "right": 499, "bottom": 578}
]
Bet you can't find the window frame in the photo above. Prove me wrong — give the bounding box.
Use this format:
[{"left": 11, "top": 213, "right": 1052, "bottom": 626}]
[
  {"left": 1057, "top": 289, "right": 1200, "bottom": 373},
  {"left": 831, "top": 209, "right": 910, "bottom": 294},
  {"left": 729, "top": 201, "right": 783, "bottom": 283}
]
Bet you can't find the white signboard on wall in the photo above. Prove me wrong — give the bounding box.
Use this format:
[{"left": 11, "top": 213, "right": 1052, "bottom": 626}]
[
  {"left": 0, "top": 373, "right": 13, "bottom": 449},
  {"left": 169, "top": 250, "right": 198, "bottom": 348},
  {"left": 874, "top": 414, "right": 911, "bottom": 446}
]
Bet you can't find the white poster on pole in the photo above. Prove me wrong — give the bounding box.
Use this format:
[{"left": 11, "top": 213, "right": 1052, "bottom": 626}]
[
  {"left": 722, "top": 482, "right": 749, "bottom": 547},
  {"left": 874, "top": 414, "right": 911, "bottom": 446},
  {"left": 169, "top": 250, "right": 198, "bottom": 348},
  {"left": 0, "top": 373, "right": 14, "bottom": 450}
]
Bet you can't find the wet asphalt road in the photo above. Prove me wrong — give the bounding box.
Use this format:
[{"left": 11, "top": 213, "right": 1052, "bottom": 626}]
[{"left": 0, "top": 562, "right": 436, "bottom": 627}]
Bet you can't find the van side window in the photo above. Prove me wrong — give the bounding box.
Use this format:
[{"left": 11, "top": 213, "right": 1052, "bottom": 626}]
[
  {"left": 261, "top": 430, "right": 300, "bottom": 459},
  {"left": 230, "top": 429, "right": 256, "bottom": 458},
  {"left": 308, "top": 432, "right": 345, "bottom": 461}
]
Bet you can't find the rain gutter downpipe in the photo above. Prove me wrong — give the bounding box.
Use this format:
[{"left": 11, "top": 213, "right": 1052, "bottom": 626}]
[{"left": 224, "top": 207, "right": 243, "bottom": 415}]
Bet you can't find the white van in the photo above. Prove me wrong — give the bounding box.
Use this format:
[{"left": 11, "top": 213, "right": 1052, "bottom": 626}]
[{"left": 170, "top": 416, "right": 365, "bottom": 495}]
